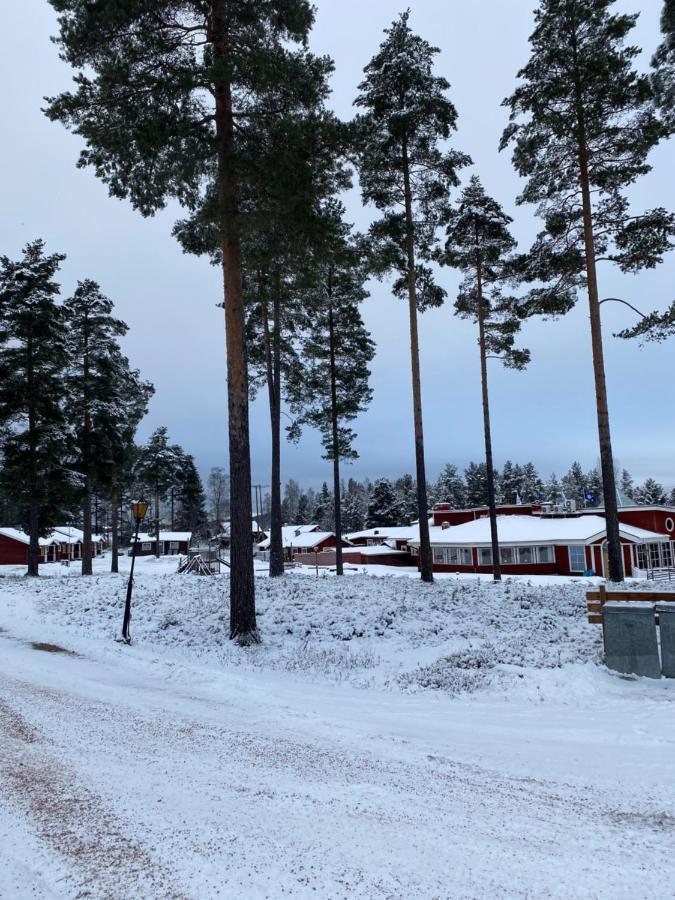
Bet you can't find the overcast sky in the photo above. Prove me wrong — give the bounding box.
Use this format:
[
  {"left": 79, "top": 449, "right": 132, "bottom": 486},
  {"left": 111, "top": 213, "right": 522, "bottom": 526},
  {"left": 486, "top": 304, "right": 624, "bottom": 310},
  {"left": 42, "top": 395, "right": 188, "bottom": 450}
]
[{"left": 1, "top": 0, "right": 673, "bottom": 491}]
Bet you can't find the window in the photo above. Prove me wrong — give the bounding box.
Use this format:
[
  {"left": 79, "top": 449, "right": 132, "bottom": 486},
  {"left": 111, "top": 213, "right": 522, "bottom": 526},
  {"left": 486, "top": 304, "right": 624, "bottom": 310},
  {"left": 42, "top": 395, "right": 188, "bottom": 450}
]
[
  {"left": 662, "top": 543, "right": 673, "bottom": 566},
  {"left": 666, "top": 517, "right": 674, "bottom": 533},
  {"left": 433, "top": 547, "right": 445, "bottom": 564},
  {"left": 460, "top": 548, "right": 472, "bottom": 566},
  {"left": 479, "top": 547, "right": 493, "bottom": 566},
  {"left": 170, "top": 541, "right": 179, "bottom": 551},
  {"left": 569, "top": 544, "right": 586, "bottom": 572},
  {"left": 446, "top": 547, "right": 459, "bottom": 565},
  {"left": 517, "top": 546, "right": 534, "bottom": 564},
  {"left": 500, "top": 546, "right": 515, "bottom": 565},
  {"left": 537, "top": 546, "right": 553, "bottom": 564},
  {"left": 142, "top": 542, "right": 151, "bottom": 551}
]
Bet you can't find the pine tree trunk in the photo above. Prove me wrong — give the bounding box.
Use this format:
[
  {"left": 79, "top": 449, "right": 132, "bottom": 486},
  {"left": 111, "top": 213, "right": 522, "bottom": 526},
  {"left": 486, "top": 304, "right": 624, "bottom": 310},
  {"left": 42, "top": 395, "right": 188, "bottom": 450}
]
[
  {"left": 81, "top": 310, "right": 93, "bottom": 575},
  {"left": 476, "top": 254, "right": 501, "bottom": 582},
  {"left": 212, "top": 2, "right": 258, "bottom": 642},
  {"left": 571, "top": 36, "right": 623, "bottom": 583},
  {"left": 266, "top": 271, "right": 284, "bottom": 578},
  {"left": 155, "top": 490, "right": 161, "bottom": 558},
  {"left": 82, "top": 474, "right": 93, "bottom": 575},
  {"left": 28, "top": 502, "right": 40, "bottom": 577},
  {"left": 110, "top": 481, "right": 119, "bottom": 574},
  {"left": 402, "top": 147, "right": 433, "bottom": 583},
  {"left": 26, "top": 334, "right": 39, "bottom": 577},
  {"left": 328, "top": 303, "right": 344, "bottom": 576}
]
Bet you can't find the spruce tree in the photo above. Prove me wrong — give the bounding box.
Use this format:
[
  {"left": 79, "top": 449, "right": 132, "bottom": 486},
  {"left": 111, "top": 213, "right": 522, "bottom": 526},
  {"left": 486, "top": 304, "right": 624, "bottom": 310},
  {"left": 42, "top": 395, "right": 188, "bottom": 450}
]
[
  {"left": 519, "top": 463, "right": 544, "bottom": 503},
  {"left": 443, "top": 176, "right": 529, "bottom": 581},
  {"left": 619, "top": 468, "right": 635, "bottom": 500},
  {"left": 175, "top": 456, "right": 208, "bottom": 536},
  {"left": 585, "top": 467, "right": 603, "bottom": 506},
  {"left": 500, "top": 461, "right": 520, "bottom": 505},
  {"left": 63, "top": 280, "right": 129, "bottom": 575},
  {"left": 135, "top": 428, "right": 183, "bottom": 557},
  {"left": 312, "top": 482, "right": 333, "bottom": 531},
  {"left": 635, "top": 477, "right": 667, "bottom": 505},
  {"left": 354, "top": 11, "right": 470, "bottom": 582},
  {"left": 46, "top": 0, "right": 325, "bottom": 642},
  {"left": 465, "top": 462, "right": 499, "bottom": 509},
  {"left": 561, "top": 462, "right": 587, "bottom": 505},
  {"left": 501, "top": 0, "right": 675, "bottom": 582},
  {"left": 285, "top": 203, "right": 374, "bottom": 574},
  {"left": 394, "top": 475, "right": 418, "bottom": 526},
  {"left": 367, "top": 479, "right": 402, "bottom": 528},
  {"left": 296, "top": 493, "right": 311, "bottom": 525},
  {"left": 0, "top": 241, "right": 72, "bottom": 575},
  {"left": 433, "top": 464, "right": 467, "bottom": 508},
  {"left": 544, "top": 472, "right": 562, "bottom": 504}
]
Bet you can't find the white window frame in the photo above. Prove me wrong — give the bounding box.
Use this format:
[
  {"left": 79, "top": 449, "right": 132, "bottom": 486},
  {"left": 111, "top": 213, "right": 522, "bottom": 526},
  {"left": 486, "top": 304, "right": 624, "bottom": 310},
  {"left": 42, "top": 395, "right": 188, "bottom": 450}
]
[
  {"left": 478, "top": 547, "right": 493, "bottom": 566},
  {"left": 142, "top": 542, "right": 151, "bottom": 551},
  {"left": 500, "top": 546, "right": 515, "bottom": 565},
  {"left": 517, "top": 546, "right": 535, "bottom": 565},
  {"left": 568, "top": 544, "right": 586, "bottom": 572},
  {"left": 536, "top": 545, "right": 554, "bottom": 564}
]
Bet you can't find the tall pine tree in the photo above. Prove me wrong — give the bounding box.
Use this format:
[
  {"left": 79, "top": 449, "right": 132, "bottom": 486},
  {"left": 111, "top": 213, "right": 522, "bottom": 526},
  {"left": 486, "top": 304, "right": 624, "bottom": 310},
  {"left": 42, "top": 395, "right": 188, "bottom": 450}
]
[
  {"left": 0, "top": 241, "right": 73, "bottom": 575},
  {"left": 63, "top": 280, "right": 128, "bottom": 575},
  {"left": 354, "top": 11, "right": 470, "bottom": 582},
  {"left": 46, "top": 0, "right": 326, "bottom": 641},
  {"left": 443, "top": 176, "right": 529, "bottom": 581},
  {"left": 285, "top": 203, "right": 374, "bottom": 574},
  {"left": 501, "top": 0, "right": 675, "bottom": 581}
]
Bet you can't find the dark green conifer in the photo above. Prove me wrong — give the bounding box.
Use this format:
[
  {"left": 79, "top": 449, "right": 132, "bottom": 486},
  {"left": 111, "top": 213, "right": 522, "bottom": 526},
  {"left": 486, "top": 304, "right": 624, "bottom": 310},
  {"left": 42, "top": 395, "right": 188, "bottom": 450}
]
[
  {"left": 354, "top": 11, "right": 470, "bottom": 582},
  {"left": 0, "top": 241, "right": 72, "bottom": 575},
  {"left": 443, "top": 176, "right": 529, "bottom": 582},
  {"left": 46, "top": 0, "right": 325, "bottom": 641}
]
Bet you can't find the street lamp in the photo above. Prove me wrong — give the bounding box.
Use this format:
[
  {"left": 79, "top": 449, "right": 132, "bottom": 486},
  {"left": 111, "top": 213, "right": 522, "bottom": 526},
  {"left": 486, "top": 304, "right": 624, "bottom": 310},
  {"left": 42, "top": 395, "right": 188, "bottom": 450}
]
[{"left": 121, "top": 499, "right": 149, "bottom": 643}]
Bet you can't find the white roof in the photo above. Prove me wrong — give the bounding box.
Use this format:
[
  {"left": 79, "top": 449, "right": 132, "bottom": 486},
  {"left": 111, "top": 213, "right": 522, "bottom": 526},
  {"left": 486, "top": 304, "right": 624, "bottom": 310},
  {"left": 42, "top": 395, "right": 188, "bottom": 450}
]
[
  {"left": 347, "top": 525, "right": 420, "bottom": 542},
  {"left": 408, "top": 515, "right": 667, "bottom": 547},
  {"left": 0, "top": 527, "right": 59, "bottom": 546},
  {"left": 288, "top": 530, "right": 339, "bottom": 549},
  {"left": 258, "top": 524, "right": 320, "bottom": 550},
  {"left": 133, "top": 531, "right": 192, "bottom": 542},
  {"left": 347, "top": 544, "right": 407, "bottom": 556},
  {"left": 52, "top": 526, "right": 103, "bottom": 543}
]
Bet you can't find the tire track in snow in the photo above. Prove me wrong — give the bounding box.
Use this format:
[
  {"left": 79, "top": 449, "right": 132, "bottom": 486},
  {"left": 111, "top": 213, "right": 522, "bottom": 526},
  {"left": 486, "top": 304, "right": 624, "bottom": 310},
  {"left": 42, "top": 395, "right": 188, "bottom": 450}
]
[{"left": 0, "top": 691, "right": 189, "bottom": 900}]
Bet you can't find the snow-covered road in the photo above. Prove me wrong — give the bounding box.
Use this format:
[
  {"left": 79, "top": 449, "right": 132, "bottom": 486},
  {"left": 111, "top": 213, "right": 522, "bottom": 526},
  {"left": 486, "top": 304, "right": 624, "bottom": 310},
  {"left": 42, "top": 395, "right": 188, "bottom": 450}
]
[{"left": 2, "top": 625, "right": 674, "bottom": 899}]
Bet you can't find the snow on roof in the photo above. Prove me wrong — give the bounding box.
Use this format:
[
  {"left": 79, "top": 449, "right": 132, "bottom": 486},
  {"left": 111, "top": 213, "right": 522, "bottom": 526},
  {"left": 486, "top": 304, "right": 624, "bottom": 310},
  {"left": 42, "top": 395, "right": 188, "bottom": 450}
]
[
  {"left": 133, "top": 531, "right": 192, "bottom": 542},
  {"left": 0, "top": 527, "right": 60, "bottom": 546},
  {"left": 288, "top": 531, "right": 339, "bottom": 549},
  {"left": 347, "top": 525, "right": 419, "bottom": 541},
  {"left": 408, "top": 515, "right": 667, "bottom": 547},
  {"left": 52, "top": 527, "right": 104, "bottom": 544},
  {"left": 348, "top": 544, "right": 407, "bottom": 556},
  {"left": 257, "top": 524, "right": 320, "bottom": 550}
]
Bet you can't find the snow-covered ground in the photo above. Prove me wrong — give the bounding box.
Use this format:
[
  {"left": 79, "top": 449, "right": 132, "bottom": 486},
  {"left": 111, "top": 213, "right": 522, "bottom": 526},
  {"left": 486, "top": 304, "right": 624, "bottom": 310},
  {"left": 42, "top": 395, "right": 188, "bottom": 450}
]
[{"left": 1, "top": 554, "right": 674, "bottom": 899}]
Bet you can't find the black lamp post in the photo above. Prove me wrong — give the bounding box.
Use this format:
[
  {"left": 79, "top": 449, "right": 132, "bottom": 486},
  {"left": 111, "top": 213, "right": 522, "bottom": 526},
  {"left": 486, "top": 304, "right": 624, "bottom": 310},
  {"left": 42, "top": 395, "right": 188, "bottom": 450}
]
[{"left": 121, "top": 499, "right": 149, "bottom": 643}]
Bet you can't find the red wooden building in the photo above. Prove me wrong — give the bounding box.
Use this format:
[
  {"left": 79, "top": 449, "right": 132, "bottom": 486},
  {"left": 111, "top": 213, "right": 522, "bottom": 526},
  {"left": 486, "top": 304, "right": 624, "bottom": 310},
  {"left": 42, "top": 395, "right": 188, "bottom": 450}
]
[
  {"left": 129, "top": 531, "right": 192, "bottom": 556},
  {"left": 0, "top": 528, "right": 61, "bottom": 565},
  {"left": 408, "top": 502, "right": 675, "bottom": 578}
]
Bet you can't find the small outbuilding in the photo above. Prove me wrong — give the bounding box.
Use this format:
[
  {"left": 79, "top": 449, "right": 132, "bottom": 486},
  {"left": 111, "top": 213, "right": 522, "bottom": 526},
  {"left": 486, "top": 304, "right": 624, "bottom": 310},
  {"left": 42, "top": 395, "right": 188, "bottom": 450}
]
[{"left": 129, "top": 531, "right": 192, "bottom": 556}]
